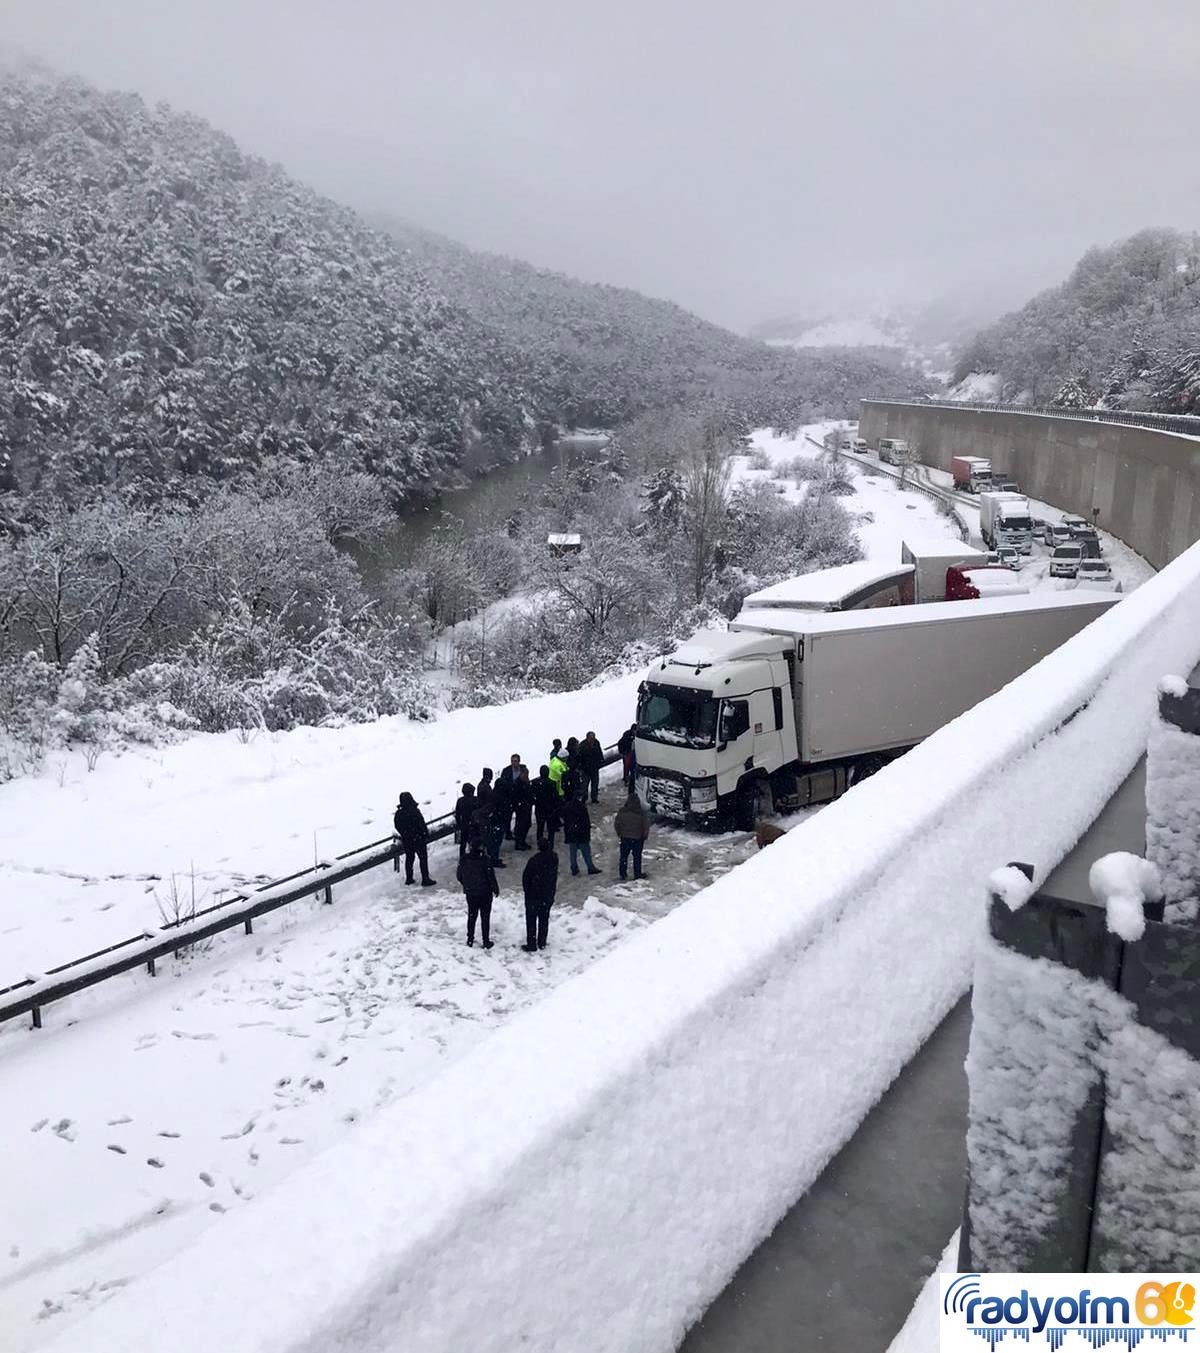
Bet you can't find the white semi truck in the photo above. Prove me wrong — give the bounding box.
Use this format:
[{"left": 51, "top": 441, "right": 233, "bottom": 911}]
[
  {"left": 634, "top": 591, "right": 1118, "bottom": 829},
  {"left": 979, "top": 491, "right": 1034, "bottom": 553}
]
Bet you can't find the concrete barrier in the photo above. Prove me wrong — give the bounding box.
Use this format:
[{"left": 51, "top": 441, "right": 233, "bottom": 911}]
[
  {"left": 48, "top": 540, "right": 1200, "bottom": 1353},
  {"left": 859, "top": 401, "right": 1200, "bottom": 569}
]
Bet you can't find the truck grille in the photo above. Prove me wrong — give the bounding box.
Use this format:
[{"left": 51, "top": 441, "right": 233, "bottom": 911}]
[{"left": 643, "top": 775, "right": 685, "bottom": 815}]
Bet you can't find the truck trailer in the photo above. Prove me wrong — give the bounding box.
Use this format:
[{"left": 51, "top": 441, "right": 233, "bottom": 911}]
[
  {"left": 634, "top": 591, "right": 1118, "bottom": 829},
  {"left": 951, "top": 455, "right": 992, "bottom": 492},
  {"left": 901, "top": 538, "right": 987, "bottom": 602},
  {"left": 742, "top": 560, "right": 915, "bottom": 611},
  {"left": 979, "top": 491, "right": 1034, "bottom": 553}
]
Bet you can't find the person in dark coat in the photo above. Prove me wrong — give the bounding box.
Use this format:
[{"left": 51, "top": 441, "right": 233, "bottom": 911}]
[
  {"left": 456, "top": 841, "right": 499, "bottom": 948},
  {"left": 511, "top": 764, "right": 533, "bottom": 850},
  {"left": 470, "top": 784, "right": 497, "bottom": 864},
  {"left": 485, "top": 782, "right": 508, "bottom": 867},
  {"left": 561, "top": 797, "right": 601, "bottom": 876},
  {"left": 532, "top": 765, "right": 560, "bottom": 847},
  {"left": 477, "top": 767, "right": 494, "bottom": 799},
  {"left": 613, "top": 791, "right": 650, "bottom": 881},
  {"left": 617, "top": 723, "right": 638, "bottom": 790},
  {"left": 565, "top": 736, "right": 580, "bottom": 769},
  {"left": 498, "top": 753, "right": 522, "bottom": 839},
  {"left": 393, "top": 791, "right": 435, "bottom": 886},
  {"left": 521, "top": 839, "right": 559, "bottom": 951},
  {"left": 548, "top": 737, "right": 563, "bottom": 766},
  {"left": 453, "top": 782, "right": 476, "bottom": 859},
  {"left": 579, "top": 731, "right": 605, "bottom": 804}
]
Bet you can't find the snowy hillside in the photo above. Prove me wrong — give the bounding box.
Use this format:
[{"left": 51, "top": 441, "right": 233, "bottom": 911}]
[
  {"left": 952, "top": 229, "right": 1200, "bottom": 410},
  {"left": 762, "top": 316, "right": 908, "bottom": 349}
]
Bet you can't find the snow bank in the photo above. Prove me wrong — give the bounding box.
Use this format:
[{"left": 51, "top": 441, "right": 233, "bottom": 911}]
[{"left": 47, "top": 543, "right": 1200, "bottom": 1353}]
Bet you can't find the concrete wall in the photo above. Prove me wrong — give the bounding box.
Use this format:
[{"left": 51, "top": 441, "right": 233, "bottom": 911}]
[{"left": 860, "top": 402, "right": 1200, "bottom": 570}]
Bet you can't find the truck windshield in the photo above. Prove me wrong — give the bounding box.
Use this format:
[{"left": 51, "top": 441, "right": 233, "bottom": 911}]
[
  {"left": 637, "top": 684, "right": 718, "bottom": 749},
  {"left": 1000, "top": 515, "right": 1031, "bottom": 530}
]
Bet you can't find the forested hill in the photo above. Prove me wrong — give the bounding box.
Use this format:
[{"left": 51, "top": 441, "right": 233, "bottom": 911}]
[
  {"left": 952, "top": 229, "right": 1200, "bottom": 411},
  {"left": 0, "top": 63, "right": 541, "bottom": 504},
  {"left": 373, "top": 218, "right": 924, "bottom": 431},
  {"left": 0, "top": 61, "right": 922, "bottom": 509}
]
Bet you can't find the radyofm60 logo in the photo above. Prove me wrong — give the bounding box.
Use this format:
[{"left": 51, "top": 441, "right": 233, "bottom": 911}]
[{"left": 940, "top": 1272, "right": 1196, "bottom": 1349}]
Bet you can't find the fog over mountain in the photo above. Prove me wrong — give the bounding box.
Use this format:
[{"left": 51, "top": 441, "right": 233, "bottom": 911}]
[{"left": 4, "top": 0, "right": 1198, "bottom": 330}]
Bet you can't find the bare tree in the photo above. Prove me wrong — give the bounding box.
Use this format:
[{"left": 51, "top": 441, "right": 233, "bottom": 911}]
[{"left": 679, "top": 414, "right": 735, "bottom": 603}]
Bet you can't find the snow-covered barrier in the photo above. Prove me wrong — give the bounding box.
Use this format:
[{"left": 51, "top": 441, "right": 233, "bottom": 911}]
[
  {"left": 964, "top": 853, "right": 1200, "bottom": 1272},
  {"left": 48, "top": 546, "right": 1200, "bottom": 1353}
]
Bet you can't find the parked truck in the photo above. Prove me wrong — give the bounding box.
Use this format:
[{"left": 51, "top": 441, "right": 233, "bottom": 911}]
[
  {"left": 901, "top": 538, "right": 987, "bottom": 602},
  {"left": 951, "top": 455, "right": 992, "bottom": 493},
  {"left": 979, "top": 491, "right": 1034, "bottom": 553},
  {"left": 634, "top": 592, "right": 1118, "bottom": 829},
  {"left": 878, "top": 437, "right": 911, "bottom": 465}
]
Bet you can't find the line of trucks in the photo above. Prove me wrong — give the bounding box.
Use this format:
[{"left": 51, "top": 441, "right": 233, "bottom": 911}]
[{"left": 634, "top": 542, "right": 1119, "bottom": 830}]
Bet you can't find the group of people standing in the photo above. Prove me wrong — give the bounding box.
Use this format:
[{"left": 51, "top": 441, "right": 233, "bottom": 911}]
[{"left": 392, "top": 726, "right": 651, "bottom": 955}]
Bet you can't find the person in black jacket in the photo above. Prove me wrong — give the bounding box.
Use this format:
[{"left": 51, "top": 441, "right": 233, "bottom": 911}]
[
  {"left": 521, "top": 839, "right": 559, "bottom": 951},
  {"left": 532, "top": 765, "right": 560, "bottom": 847},
  {"left": 579, "top": 730, "right": 605, "bottom": 804},
  {"left": 562, "top": 797, "right": 601, "bottom": 876},
  {"left": 470, "top": 784, "right": 504, "bottom": 869},
  {"left": 491, "top": 770, "right": 514, "bottom": 854},
  {"left": 456, "top": 840, "right": 499, "bottom": 948},
  {"left": 477, "top": 767, "right": 494, "bottom": 799},
  {"left": 617, "top": 723, "right": 637, "bottom": 789},
  {"left": 498, "top": 753, "right": 522, "bottom": 838},
  {"left": 511, "top": 764, "right": 533, "bottom": 850},
  {"left": 453, "top": 782, "right": 476, "bottom": 859},
  {"left": 393, "top": 792, "right": 435, "bottom": 886}
]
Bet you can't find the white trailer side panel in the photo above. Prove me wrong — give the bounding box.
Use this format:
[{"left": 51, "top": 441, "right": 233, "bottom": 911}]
[{"left": 795, "top": 596, "right": 1117, "bottom": 763}]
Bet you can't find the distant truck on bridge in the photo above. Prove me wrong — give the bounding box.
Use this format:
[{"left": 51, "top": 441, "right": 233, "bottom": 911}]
[{"left": 634, "top": 590, "right": 1118, "bottom": 829}]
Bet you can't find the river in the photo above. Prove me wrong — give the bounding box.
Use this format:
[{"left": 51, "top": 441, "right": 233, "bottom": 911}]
[{"left": 350, "top": 433, "right": 610, "bottom": 587}]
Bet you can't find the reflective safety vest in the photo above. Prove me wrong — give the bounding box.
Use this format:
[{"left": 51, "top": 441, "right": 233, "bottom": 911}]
[{"left": 548, "top": 755, "right": 568, "bottom": 796}]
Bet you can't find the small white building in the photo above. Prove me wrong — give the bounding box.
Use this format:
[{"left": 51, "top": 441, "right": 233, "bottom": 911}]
[{"left": 547, "top": 533, "right": 582, "bottom": 556}]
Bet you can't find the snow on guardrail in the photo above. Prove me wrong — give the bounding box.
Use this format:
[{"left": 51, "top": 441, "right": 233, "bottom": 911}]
[{"left": 44, "top": 543, "right": 1200, "bottom": 1353}]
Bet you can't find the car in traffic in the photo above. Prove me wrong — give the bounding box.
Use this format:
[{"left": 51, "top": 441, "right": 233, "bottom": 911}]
[
  {"left": 1050, "top": 543, "right": 1084, "bottom": 578},
  {"left": 1046, "top": 523, "right": 1073, "bottom": 548},
  {"left": 994, "top": 545, "right": 1021, "bottom": 569},
  {"left": 1076, "top": 557, "right": 1117, "bottom": 584}
]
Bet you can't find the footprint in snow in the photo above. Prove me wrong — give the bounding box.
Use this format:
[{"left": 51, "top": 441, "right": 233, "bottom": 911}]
[
  {"left": 198, "top": 1172, "right": 215, "bottom": 1187},
  {"left": 106, "top": 1115, "right": 132, "bottom": 1126},
  {"left": 209, "top": 1202, "right": 227, "bottom": 1213},
  {"left": 146, "top": 1158, "right": 164, "bottom": 1169},
  {"left": 157, "top": 1130, "right": 181, "bottom": 1139},
  {"left": 107, "top": 1144, "right": 127, "bottom": 1155},
  {"left": 30, "top": 1118, "right": 47, "bottom": 1133}
]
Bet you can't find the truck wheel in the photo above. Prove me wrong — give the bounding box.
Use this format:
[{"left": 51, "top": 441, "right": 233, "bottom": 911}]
[{"left": 849, "top": 754, "right": 885, "bottom": 787}]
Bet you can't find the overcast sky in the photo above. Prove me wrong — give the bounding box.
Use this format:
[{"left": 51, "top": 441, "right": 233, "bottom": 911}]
[{"left": 4, "top": 0, "right": 1198, "bottom": 331}]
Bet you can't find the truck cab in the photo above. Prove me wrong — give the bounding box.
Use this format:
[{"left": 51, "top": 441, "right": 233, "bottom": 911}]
[{"left": 635, "top": 631, "right": 794, "bottom": 825}]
